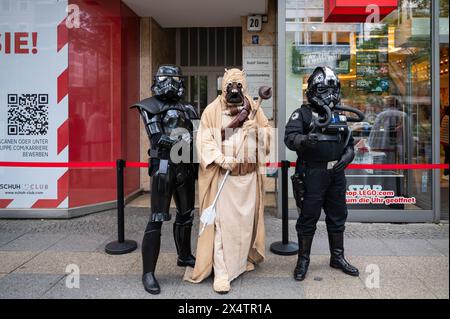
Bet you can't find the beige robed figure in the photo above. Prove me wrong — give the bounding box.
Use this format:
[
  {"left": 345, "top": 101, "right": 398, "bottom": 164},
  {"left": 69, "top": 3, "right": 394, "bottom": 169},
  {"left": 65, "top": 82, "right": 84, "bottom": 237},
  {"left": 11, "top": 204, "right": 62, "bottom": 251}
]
[{"left": 184, "top": 69, "right": 271, "bottom": 293}]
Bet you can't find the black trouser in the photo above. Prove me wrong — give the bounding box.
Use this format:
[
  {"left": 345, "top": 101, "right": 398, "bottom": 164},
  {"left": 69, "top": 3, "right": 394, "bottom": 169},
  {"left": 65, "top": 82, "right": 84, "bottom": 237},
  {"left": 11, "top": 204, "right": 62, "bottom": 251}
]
[
  {"left": 149, "top": 160, "right": 195, "bottom": 223},
  {"left": 142, "top": 161, "right": 195, "bottom": 274},
  {"left": 296, "top": 167, "right": 348, "bottom": 237}
]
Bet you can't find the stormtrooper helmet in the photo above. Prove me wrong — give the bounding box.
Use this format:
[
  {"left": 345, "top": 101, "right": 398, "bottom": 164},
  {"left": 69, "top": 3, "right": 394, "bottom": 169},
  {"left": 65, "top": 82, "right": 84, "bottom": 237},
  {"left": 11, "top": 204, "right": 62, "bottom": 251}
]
[{"left": 151, "top": 65, "right": 185, "bottom": 101}]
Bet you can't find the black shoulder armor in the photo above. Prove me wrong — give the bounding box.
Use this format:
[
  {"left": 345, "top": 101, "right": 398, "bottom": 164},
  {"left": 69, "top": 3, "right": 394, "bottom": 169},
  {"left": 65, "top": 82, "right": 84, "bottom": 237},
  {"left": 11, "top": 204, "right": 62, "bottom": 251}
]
[
  {"left": 299, "top": 105, "right": 313, "bottom": 129},
  {"left": 131, "top": 97, "right": 166, "bottom": 115},
  {"left": 131, "top": 97, "right": 195, "bottom": 116}
]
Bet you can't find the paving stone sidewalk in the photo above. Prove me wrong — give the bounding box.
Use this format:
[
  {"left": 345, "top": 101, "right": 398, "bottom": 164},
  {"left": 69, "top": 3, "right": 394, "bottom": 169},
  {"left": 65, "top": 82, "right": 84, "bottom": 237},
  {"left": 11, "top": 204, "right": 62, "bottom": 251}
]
[{"left": 0, "top": 207, "right": 448, "bottom": 299}]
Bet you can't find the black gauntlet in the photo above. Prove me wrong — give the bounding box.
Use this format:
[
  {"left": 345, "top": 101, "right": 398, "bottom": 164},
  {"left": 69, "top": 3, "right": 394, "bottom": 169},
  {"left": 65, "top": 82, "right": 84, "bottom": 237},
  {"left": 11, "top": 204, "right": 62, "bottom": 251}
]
[{"left": 291, "top": 173, "right": 305, "bottom": 209}]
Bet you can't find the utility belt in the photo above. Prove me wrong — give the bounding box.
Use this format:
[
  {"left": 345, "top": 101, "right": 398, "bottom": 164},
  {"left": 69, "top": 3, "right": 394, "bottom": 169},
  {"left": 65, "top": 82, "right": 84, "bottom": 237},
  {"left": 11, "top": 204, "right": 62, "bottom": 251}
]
[
  {"left": 149, "top": 157, "right": 197, "bottom": 177},
  {"left": 221, "top": 161, "right": 257, "bottom": 176},
  {"left": 149, "top": 148, "right": 169, "bottom": 160}
]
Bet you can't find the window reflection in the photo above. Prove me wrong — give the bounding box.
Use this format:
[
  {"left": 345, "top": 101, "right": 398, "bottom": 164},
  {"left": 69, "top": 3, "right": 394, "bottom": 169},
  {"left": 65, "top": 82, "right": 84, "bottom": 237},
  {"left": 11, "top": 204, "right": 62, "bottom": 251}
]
[
  {"left": 285, "top": 0, "right": 432, "bottom": 210},
  {"left": 439, "top": 0, "right": 449, "bottom": 218}
]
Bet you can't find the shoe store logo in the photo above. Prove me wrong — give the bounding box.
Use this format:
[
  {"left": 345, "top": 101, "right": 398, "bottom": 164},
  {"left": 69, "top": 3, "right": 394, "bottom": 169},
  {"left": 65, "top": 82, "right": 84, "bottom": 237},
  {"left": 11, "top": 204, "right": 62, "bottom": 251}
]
[{"left": 0, "top": 184, "right": 21, "bottom": 190}]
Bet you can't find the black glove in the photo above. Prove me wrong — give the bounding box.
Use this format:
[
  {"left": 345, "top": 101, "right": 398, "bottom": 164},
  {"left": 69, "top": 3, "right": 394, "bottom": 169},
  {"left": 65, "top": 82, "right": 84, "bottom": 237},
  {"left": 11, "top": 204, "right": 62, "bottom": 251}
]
[
  {"left": 157, "top": 135, "right": 178, "bottom": 149},
  {"left": 334, "top": 147, "right": 355, "bottom": 173},
  {"left": 295, "top": 133, "right": 319, "bottom": 148}
]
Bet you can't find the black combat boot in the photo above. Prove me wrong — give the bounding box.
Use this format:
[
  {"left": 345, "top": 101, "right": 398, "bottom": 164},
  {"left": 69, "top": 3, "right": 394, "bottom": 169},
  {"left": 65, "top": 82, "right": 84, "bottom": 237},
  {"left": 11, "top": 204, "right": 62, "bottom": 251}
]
[
  {"left": 173, "top": 223, "right": 196, "bottom": 268},
  {"left": 294, "top": 235, "right": 313, "bottom": 281},
  {"left": 142, "top": 228, "right": 161, "bottom": 294},
  {"left": 328, "top": 232, "right": 359, "bottom": 276}
]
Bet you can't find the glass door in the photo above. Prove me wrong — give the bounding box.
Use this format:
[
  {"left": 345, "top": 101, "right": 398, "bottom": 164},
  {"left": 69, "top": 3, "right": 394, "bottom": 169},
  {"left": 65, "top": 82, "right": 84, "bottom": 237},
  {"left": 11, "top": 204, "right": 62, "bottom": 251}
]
[
  {"left": 184, "top": 74, "right": 207, "bottom": 115},
  {"left": 281, "top": 0, "right": 434, "bottom": 220},
  {"left": 183, "top": 71, "right": 225, "bottom": 116},
  {"left": 439, "top": 0, "right": 449, "bottom": 219},
  {"left": 440, "top": 43, "right": 449, "bottom": 220}
]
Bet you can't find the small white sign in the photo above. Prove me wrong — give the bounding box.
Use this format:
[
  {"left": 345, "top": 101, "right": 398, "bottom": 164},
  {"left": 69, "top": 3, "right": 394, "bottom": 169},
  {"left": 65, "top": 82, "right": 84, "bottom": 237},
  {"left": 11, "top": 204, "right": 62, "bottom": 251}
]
[
  {"left": 243, "top": 46, "right": 274, "bottom": 119},
  {"left": 247, "top": 15, "right": 262, "bottom": 32}
]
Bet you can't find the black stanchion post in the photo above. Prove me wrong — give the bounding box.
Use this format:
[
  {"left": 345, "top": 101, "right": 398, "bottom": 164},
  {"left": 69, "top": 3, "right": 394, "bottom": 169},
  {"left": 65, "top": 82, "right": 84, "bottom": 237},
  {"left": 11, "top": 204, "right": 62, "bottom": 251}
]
[
  {"left": 105, "top": 159, "right": 137, "bottom": 255},
  {"left": 270, "top": 160, "right": 299, "bottom": 256}
]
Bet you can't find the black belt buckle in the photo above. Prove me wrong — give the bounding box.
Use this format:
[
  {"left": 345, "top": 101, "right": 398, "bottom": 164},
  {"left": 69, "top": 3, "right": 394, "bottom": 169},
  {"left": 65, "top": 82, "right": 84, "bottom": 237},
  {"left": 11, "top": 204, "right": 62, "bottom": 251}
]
[{"left": 158, "top": 159, "right": 169, "bottom": 174}]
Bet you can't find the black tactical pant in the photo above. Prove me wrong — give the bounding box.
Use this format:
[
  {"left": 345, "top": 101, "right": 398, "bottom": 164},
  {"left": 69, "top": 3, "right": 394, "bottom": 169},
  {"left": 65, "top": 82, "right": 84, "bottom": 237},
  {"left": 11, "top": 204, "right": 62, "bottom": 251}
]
[
  {"left": 296, "top": 167, "right": 348, "bottom": 236},
  {"left": 142, "top": 160, "right": 195, "bottom": 275}
]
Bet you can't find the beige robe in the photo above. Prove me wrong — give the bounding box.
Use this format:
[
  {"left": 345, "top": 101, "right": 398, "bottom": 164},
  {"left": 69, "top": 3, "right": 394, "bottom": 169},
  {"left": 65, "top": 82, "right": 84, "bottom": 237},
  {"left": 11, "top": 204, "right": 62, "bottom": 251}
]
[
  {"left": 213, "top": 111, "right": 258, "bottom": 282},
  {"left": 184, "top": 68, "right": 271, "bottom": 283}
]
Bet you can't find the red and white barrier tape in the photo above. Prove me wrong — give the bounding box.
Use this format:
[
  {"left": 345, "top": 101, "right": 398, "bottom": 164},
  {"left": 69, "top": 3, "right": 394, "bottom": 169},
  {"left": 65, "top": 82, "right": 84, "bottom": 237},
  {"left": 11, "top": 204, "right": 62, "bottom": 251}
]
[{"left": 0, "top": 161, "right": 448, "bottom": 170}]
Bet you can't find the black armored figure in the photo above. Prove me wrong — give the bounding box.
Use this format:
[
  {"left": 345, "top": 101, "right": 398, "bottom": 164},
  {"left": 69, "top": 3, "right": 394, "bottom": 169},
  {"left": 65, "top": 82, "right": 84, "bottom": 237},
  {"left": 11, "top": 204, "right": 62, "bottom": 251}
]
[
  {"left": 132, "top": 65, "right": 198, "bottom": 294},
  {"left": 284, "top": 66, "right": 365, "bottom": 281}
]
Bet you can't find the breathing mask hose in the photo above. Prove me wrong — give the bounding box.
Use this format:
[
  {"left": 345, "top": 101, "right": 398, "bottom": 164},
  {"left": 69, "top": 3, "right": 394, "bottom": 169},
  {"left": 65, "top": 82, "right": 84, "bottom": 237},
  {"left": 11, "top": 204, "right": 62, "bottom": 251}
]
[
  {"left": 313, "top": 104, "right": 332, "bottom": 128},
  {"left": 334, "top": 105, "right": 365, "bottom": 123},
  {"left": 343, "top": 127, "right": 352, "bottom": 148}
]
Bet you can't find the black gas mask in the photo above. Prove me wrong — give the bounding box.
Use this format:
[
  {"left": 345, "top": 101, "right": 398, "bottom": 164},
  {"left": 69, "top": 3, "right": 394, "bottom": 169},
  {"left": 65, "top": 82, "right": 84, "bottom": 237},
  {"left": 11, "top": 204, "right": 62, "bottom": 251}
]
[
  {"left": 225, "top": 82, "right": 245, "bottom": 105},
  {"left": 306, "top": 66, "right": 341, "bottom": 112},
  {"left": 151, "top": 65, "right": 185, "bottom": 101}
]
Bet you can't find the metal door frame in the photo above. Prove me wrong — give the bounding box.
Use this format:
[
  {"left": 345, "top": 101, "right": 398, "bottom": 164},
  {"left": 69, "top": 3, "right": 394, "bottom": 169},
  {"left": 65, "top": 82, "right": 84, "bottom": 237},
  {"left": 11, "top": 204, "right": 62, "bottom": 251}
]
[{"left": 182, "top": 67, "right": 227, "bottom": 114}]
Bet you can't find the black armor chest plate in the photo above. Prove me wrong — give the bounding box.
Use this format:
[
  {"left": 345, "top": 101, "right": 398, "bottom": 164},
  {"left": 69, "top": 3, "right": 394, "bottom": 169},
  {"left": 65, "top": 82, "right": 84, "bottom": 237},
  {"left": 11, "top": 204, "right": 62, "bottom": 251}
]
[
  {"left": 311, "top": 111, "right": 348, "bottom": 141},
  {"left": 322, "top": 112, "right": 348, "bottom": 135},
  {"left": 307, "top": 110, "right": 349, "bottom": 162},
  {"left": 161, "top": 109, "right": 193, "bottom": 140}
]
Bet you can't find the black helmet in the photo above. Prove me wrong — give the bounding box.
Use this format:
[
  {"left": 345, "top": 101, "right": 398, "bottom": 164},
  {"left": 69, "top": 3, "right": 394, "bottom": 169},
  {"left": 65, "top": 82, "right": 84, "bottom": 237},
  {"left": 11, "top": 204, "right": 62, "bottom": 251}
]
[
  {"left": 151, "top": 65, "right": 185, "bottom": 101},
  {"left": 306, "top": 66, "right": 341, "bottom": 111}
]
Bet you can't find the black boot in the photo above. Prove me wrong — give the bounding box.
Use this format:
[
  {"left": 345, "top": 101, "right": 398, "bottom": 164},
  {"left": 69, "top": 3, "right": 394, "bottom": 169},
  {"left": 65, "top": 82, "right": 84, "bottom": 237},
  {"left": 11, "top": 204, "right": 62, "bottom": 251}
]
[
  {"left": 173, "top": 223, "right": 196, "bottom": 268},
  {"left": 142, "top": 228, "right": 161, "bottom": 294},
  {"left": 294, "top": 235, "right": 313, "bottom": 281},
  {"left": 328, "top": 232, "right": 359, "bottom": 276}
]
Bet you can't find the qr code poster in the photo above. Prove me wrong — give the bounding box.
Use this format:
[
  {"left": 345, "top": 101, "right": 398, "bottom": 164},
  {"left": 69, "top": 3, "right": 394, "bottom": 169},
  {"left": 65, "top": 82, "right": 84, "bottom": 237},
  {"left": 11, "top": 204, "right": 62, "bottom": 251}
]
[
  {"left": 7, "top": 94, "right": 49, "bottom": 136},
  {"left": 0, "top": 0, "right": 68, "bottom": 206}
]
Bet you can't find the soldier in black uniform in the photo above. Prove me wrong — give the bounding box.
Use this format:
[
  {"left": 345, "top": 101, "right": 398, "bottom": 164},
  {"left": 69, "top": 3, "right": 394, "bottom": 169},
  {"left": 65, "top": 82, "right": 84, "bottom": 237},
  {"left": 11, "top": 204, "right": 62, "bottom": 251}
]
[
  {"left": 132, "top": 65, "right": 198, "bottom": 294},
  {"left": 284, "top": 66, "right": 364, "bottom": 281}
]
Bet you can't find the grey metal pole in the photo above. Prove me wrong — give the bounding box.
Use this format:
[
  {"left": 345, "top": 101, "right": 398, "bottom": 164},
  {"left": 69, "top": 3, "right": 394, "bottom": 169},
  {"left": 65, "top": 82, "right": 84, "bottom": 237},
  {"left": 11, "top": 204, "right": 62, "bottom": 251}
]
[
  {"left": 270, "top": 160, "right": 298, "bottom": 256},
  {"left": 105, "top": 159, "right": 137, "bottom": 255}
]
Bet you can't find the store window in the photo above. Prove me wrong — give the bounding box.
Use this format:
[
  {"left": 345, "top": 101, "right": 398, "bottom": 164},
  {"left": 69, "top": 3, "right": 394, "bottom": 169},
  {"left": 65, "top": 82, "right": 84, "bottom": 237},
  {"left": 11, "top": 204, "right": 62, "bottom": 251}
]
[{"left": 284, "top": 0, "right": 433, "bottom": 211}]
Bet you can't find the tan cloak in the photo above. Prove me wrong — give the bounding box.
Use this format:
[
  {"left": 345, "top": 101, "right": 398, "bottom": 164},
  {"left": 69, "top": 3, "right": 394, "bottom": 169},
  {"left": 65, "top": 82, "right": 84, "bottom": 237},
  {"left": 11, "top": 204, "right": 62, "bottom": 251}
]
[{"left": 184, "top": 69, "right": 271, "bottom": 283}]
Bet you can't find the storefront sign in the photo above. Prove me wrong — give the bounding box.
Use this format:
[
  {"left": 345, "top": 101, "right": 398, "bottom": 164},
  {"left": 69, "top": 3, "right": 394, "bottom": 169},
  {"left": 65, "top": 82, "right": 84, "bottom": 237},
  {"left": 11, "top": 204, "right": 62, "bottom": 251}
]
[
  {"left": 356, "top": 64, "right": 389, "bottom": 77},
  {"left": 356, "top": 77, "right": 389, "bottom": 92},
  {"left": 356, "top": 35, "right": 388, "bottom": 50},
  {"left": 0, "top": 0, "right": 68, "bottom": 208},
  {"left": 355, "top": 24, "right": 390, "bottom": 93},
  {"left": 324, "top": 0, "right": 398, "bottom": 23},
  {"left": 346, "top": 184, "right": 416, "bottom": 207},
  {"left": 356, "top": 51, "right": 388, "bottom": 64},
  {"left": 292, "top": 45, "right": 350, "bottom": 75}
]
